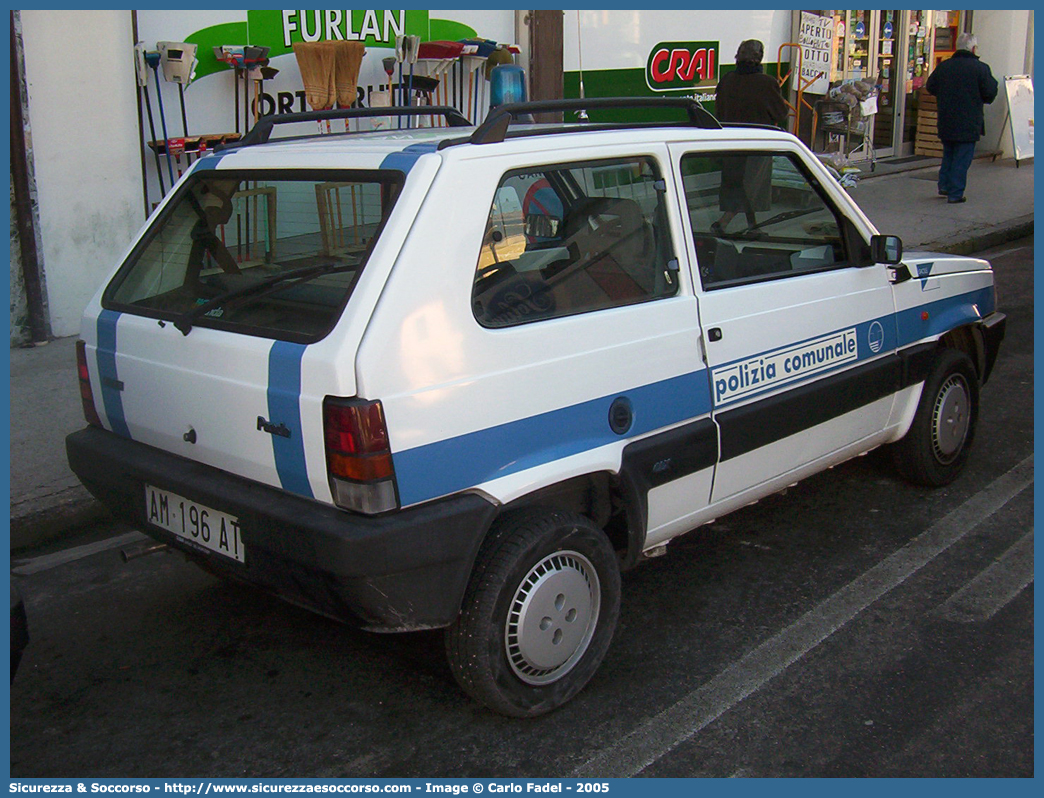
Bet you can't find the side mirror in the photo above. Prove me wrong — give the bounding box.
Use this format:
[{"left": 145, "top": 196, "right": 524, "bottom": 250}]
[{"left": 870, "top": 234, "right": 903, "bottom": 265}]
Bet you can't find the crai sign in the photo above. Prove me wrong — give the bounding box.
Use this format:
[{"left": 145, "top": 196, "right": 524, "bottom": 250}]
[
  {"left": 186, "top": 9, "right": 476, "bottom": 80},
  {"left": 646, "top": 41, "right": 719, "bottom": 92}
]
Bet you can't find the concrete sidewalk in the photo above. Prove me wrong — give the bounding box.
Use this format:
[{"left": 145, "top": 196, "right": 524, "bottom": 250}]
[
  {"left": 848, "top": 155, "right": 1034, "bottom": 253},
  {"left": 8, "top": 155, "right": 1034, "bottom": 552}
]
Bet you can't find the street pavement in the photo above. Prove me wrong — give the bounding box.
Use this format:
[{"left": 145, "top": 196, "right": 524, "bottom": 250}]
[{"left": 7, "top": 154, "right": 1034, "bottom": 552}]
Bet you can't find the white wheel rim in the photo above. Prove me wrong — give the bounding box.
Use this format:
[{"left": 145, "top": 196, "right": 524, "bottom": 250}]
[
  {"left": 932, "top": 373, "right": 971, "bottom": 464},
  {"left": 505, "top": 551, "right": 601, "bottom": 685}
]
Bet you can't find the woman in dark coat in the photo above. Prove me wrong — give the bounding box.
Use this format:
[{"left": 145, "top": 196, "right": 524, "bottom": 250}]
[{"left": 712, "top": 39, "right": 789, "bottom": 235}]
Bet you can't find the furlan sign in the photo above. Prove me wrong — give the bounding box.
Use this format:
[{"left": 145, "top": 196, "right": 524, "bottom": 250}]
[{"left": 646, "top": 41, "right": 719, "bottom": 92}]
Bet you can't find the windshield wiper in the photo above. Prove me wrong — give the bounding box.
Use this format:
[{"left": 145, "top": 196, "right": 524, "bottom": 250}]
[
  {"left": 172, "top": 262, "right": 354, "bottom": 335},
  {"left": 749, "top": 207, "right": 822, "bottom": 231}
]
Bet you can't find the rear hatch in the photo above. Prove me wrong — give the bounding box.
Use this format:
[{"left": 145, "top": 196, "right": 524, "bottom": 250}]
[{"left": 85, "top": 163, "right": 406, "bottom": 502}]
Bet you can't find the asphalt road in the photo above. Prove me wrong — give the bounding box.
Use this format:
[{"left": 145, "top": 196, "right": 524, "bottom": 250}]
[{"left": 10, "top": 239, "right": 1033, "bottom": 778}]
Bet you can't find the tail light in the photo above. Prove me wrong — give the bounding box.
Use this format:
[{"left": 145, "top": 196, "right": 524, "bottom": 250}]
[
  {"left": 323, "top": 397, "right": 399, "bottom": 514},
  {"left": 76, "top": 340, "right": 102, "bottom": 427}
]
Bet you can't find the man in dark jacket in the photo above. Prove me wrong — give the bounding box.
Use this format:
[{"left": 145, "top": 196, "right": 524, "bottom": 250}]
[{"left": 925, "top": 32, "right": 998, "bottom": 203}]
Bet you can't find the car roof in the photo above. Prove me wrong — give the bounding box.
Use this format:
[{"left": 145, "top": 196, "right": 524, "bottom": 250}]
[{"left": 196, "top": 121, "right": 798, "bottom": 174}]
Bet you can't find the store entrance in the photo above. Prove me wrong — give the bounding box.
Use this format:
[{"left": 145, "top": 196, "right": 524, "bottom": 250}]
[
  {"left": 828, "top": 9, "right": 946, "bottom": 160},
  {"left": 900, "top": 10, "right": 959, "bottom": 155},
  {"left": 833, "top": 9, "right": 902, "bottom": 159},
  {"left": 871, "top": 10, "right": 901, "bottom": 155}
]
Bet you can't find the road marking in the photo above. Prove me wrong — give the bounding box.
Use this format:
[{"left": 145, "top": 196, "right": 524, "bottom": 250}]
[
  {"left": 11, "top": 531, "right": 148, "bottom": 576},
  {"left": 932, "top": 530, "right": 1034, "bottom": 623},
  {"left": 572, "top": 456, "right": 1033, "bottom": 778}
]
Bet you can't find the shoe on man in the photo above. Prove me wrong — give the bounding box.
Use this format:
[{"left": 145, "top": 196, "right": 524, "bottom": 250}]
[
  {"left": 947, "top": 196, "right": 967, "bottom": 204},
  {"left": 938, "top": 190, "right": 948, "bottom": 196}
]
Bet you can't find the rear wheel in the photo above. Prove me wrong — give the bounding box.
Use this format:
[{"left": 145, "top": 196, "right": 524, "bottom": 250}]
[
  {"left": 893, "top": 348, "right": 979, "bottom": 486},
  {"left": 445, "top": 510, "right": 621, "bottom": 717}
]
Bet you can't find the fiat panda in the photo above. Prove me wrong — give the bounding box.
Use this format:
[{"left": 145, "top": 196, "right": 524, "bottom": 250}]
[{"left": 67, "top": 98, "right": 1005, "bottom": 716}]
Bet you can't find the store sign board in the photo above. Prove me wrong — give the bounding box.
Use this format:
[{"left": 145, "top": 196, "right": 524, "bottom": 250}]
[
  {"left": 798, "top": 11, "right": 833, "bottom": 94},
  {"left": 185, "top": 10, "right": 476, "bottom": 81},
  {"left": 645, "top": 41, "right": 719, "bottom": 92}
]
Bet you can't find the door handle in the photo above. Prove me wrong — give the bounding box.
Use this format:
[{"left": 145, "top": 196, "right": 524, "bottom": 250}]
[{"left": 708, "top": 327, "right": 723, "bottom": 342}]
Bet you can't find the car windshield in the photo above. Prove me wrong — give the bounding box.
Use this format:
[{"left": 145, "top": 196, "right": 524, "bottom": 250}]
[{"left": 104, "top": 169, "right": 402, "bottom": 342}]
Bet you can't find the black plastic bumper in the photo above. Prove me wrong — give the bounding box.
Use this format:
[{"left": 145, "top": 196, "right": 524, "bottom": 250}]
[
  {"left": 980, "top": 311, "right": 1006, "bottom": 384},
  {"left": 66, "top": 426, "right": 498, "bottom": 632}
]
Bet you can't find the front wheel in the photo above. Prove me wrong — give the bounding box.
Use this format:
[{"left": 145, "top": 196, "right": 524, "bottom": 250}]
[
  {"left": 893, "top": 348, "right": 979, "bottom": 486},
  {"left": 445, "top": 510, "right": 621, "bottom": 717}
]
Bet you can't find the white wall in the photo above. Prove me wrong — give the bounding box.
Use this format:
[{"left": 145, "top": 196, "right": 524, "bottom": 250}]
[
  {"left": 21, "top": 10, "right": 146, "bottom": 338},
  {"left": 563, "top": 9, "right": 793, "bottom": 72},
  {"left": 973, "top": 9, "right": 1035, "bottom": 158}
]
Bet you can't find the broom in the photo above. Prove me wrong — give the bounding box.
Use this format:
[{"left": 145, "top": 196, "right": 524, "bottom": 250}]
[
  {"left": 417, "top": 41, "right": 464, "bottom": 125},
  {"left": 293, "top": 41, "right": 335, "bottom": 132},
  {"left": 333, "top": 41, "right": 365, "bottom": 130}
]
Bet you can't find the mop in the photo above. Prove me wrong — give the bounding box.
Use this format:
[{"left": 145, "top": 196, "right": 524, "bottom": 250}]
[
  {"left": 157, "top": 41, "right": 197, "bottom": 169},
  {"left": 144, "top": 50, "right": 176, "bottom": 188},
  {"left": 213, "top": 45, "right": 268, "bottom": 138},
  {"left": 417, "top": 41, "right": 464, "bottom": 125},
  {"left": 394, "top": 36, "right": 406, "bottom": 127},
  {"left": 405, "top": 35, "right": 419, "bottom": 128},
  {"left": 242, "top": 46, "right": 270, "bottom": 134},
  {"left": 381, "top": 55, "right": 397, "bottom": 128},
  {"left": 458, "top": 39, "right": 498, "bottom": 122},
  {"left": 134, "top": 43, "right": 166, "bottom": 198}
]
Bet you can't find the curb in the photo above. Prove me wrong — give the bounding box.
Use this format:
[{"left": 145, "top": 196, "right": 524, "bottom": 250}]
[
  {"left": 924, "top": 216, "right": 1034, "bottom": 256},
  {"left": 11, "top": 495, "right": 112, "bottom": 553},
  {"left": 856, "top": 150, "right": 1007, "bottom": 183}
]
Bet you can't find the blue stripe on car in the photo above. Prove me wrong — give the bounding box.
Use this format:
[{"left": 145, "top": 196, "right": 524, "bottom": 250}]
[
  {"left": 393, "top": 371, "right": 712, "bottom": 506},
  {"left": 392, "top": 287, "right": 995, "bottom": 507},
  {"left": 267, "top": 341, "right": 314, "bottom": 498},
  {"left": 379, "top": 142, "right": 440, "bottom": 175},
  {"left": 896, "top": 286, "right": 994, "bottom": 346},
  {"left": 95, "top": 310, "right": 132, "bottom": 439},
  {"left": 191, "top": 153, "right": 227, "bottom": 171}
]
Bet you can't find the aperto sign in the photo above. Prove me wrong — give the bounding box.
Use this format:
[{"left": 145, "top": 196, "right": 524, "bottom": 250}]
[{"left": 646, "top": 41, "right": 719, "bottom": 92}]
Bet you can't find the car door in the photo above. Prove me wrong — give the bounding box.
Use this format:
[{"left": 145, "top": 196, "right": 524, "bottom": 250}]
[{"left": 668, "top": 142, "right": 899, "bottom": 503}]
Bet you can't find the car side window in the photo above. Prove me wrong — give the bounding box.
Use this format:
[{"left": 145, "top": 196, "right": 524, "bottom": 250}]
[
  {"left": 472, "top": 157, "right": 678, "bottom": 328},
  {"left": 680, "top": 152, "right": 848, "bottom": 289}
]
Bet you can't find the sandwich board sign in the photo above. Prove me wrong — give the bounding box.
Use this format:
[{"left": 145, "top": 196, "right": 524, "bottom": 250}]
[{"left": 1002, "top": 75, "right": 1033, "bottom": 165}]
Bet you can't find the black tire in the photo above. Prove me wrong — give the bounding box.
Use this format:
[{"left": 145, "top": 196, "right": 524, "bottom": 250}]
[
  {"left": 893, "top": 348, "right": 979, "bottom": 487},
  {"left": 445, "top": 510, "right": 621, "bottom": 717}
]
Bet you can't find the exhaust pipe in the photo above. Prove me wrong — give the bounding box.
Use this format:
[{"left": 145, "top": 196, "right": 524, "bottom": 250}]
[{"left": 121, "top": 541, "right": 170, "bottom": 563}]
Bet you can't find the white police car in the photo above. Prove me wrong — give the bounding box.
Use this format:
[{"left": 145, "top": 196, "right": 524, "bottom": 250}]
[{"left": 67, "top": 99, "right": 1005, "bottom": 716}]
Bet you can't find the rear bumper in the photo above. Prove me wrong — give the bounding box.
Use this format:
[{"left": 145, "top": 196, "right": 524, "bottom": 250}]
[{"left": 66, "top": 426, "right": 498, "bottom": 632}]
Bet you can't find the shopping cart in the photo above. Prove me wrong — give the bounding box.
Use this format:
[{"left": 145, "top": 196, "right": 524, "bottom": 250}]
[{"left": 815, "top": 80, "right": 880, "bottom": 171}]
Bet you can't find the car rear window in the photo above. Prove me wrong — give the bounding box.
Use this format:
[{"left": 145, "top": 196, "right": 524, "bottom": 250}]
[{"left": 104, "top": 169, "right": 402, "bottom": 343}]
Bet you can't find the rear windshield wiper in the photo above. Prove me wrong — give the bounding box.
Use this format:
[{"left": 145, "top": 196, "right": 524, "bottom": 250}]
[{"left": 172, "top": 262, "right": 354, "bottom": 335}]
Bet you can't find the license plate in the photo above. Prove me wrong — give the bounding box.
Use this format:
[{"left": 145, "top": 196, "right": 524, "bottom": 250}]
[{"left": 145, "top": 485, "right": 245, "bottom": 563}]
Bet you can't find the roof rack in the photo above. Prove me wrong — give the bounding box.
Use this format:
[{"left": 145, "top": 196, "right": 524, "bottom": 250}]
[
  {"left": 455, "top": 97, "right": 721, "bottom": 147},
  {"left": 722, "top": 122, "right": 788, "bottom": 133},
  {"left": 217, "top": 106, "right": 472, "bottom": 151}
]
